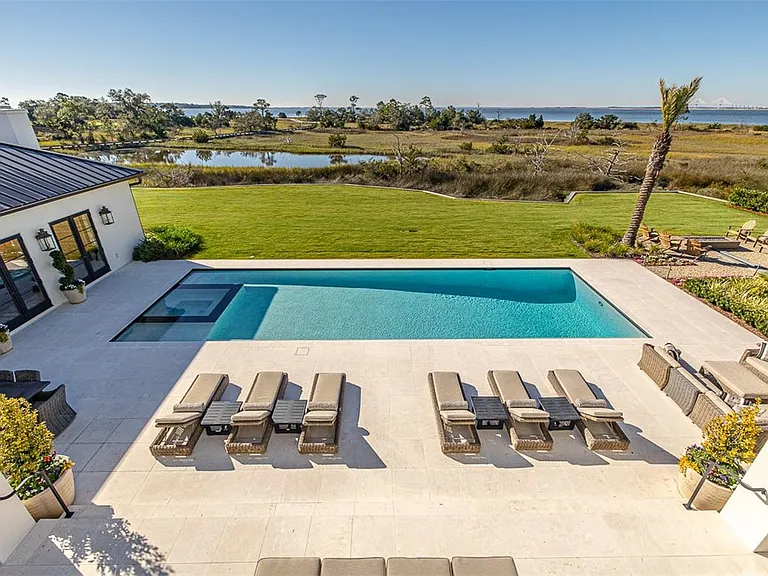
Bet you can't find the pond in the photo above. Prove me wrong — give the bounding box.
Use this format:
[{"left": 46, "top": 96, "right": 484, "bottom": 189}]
[{"left": 82, "top": 148, "right": 384, "bottom": 168}]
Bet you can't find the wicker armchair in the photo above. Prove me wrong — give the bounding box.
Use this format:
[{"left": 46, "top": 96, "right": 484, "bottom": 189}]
[
  {"left": 638, "top": 343, "right": 680, "bottom": 389},
  {"left": 32, "top": 385, "right": 77, "bottom": 437},
  {"left": 689, "top": 391, "right": 734, "bottom": 431},
  {"left": 665, "top": 368, "right": 710, "bottom": 415},
  {"left": 0, "top": 370, "right": 14, "bottom": 384}
]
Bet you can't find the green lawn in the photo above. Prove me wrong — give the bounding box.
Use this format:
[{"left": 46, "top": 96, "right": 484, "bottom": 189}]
[{"left": 133, "top": 185, "right": 768, "bottom": 259}]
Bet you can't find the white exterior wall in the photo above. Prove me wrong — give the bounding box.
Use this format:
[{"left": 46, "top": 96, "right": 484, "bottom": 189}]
[
  {"left": 0, "top": 472, "right": 35, "bottom": 564},
  {"left": 721, "top": 444, "right": 768, "bottom": 552},
  {"left": 0, "top": 109, "right": 40, "bottom": 149},
  {"left": 0, "top": 181, "right": 144, "bottom": 308}
]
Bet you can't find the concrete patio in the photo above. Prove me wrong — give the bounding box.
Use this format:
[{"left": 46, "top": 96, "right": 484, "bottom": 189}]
[{"left": 1, "top": 258, "right": 767, "bottom": 575}]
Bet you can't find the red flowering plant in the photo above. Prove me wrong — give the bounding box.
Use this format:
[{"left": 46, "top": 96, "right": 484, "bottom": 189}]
[{"left": 0, "top": 395, "right": 74, "bottom": 499}]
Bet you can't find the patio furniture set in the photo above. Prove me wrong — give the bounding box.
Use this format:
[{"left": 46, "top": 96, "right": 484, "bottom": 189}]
[
  {"left": 150, "top": 371, "right": 345, "bottom": 457},
  {"left": 642, "top": 219, "right": 767, "bottom": 259},
  {"left": 255, "top": 555, "right": 519, "bottom": 576},
  {"left": 430, "top": 369, "right": 630, "bottom": 454},
  {"left": 638, "top": 343, "right": 768, "bottom": 448},
  {"left": 0, "top": 370, "right": 76, "bottom": 436}
]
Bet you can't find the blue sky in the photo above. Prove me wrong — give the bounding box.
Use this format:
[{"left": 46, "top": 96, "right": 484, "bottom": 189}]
[{"left": 1, "top": 1, "right": 766, "bottom": 107}]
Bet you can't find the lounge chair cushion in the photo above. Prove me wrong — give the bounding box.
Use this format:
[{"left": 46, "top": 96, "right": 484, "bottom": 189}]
[
  {"left": 550, "top": 369, "right": 595, "bottom": 401},
  {"left": 431, "top": 372, "right": 467, "bottom": 410},
  {"left": 308, "top": 400, "right": 339, "bottom": 411},
  {"left": 489, "top": 370, "right": 530, "bottom": 403},
  {"left": 575, "top": 398, "right": 607, "bottom": 409},
  {"left": 303, "top": 410, "right": 337, "bottom": 425},
  {"left": 441, "top": 400, "right": 469, "bottom": 411},
  {"left": 245, "top": 371, "right": 286, "bottom": 408},
  {"left": 242, "top": 401, "right": 274, "bottom": 412},
  {"left": 387, "top": 557, "right": 451, "bottom": 576},
  {"left": 321, "top": 557, "right": 385, "bottom": 576},
  {"left": 506, "top": 398, "right": 537, "bottom": 409},
  {"left": 309, "top": 373, "right": 345, "bottom": 411},
  {"left": 181, "top": 373, "right": 229, "bottom": 406},
  {"left": 452, "top": 556, "right": 518, "bottom": 576},
  {"left": 579, "top": 407, "right": 623, "bottom": 421},
  {"left": 509, "top": 407, "right": 550, "bottom": 422},
  {"left": 256, "top": 557, "right": 321, "bottom": 576},
  {"left": 173, "top": 402, "right": 206, "bottom": 414},
  {"left": 155, "top": 412, "right": 201, "bottom": 427},
  {"left": 231, "top": 409, "right": 270, "bottom": 424},
  {"left": 440, "top": 409, "right": 477, "bottom": 424},
  {"left": 703, "top": 361, "right": 768, "bottom": 399}
]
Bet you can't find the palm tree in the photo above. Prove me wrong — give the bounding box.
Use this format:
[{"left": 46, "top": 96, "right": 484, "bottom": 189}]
[{"left": 622, "top": 76, "right": 702, "bottom": 246}]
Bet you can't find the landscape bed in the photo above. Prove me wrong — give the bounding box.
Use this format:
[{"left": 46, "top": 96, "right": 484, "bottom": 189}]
[{"left": 114, "top": 267, "right": 648, "bottom": 341}]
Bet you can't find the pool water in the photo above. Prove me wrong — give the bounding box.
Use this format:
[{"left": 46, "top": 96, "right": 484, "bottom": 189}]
[{"left": 114, "top": 268, "right": 647, "bottom": 342}]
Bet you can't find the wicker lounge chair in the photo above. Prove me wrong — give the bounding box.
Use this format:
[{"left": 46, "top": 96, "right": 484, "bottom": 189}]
[
  {"left": 451, "top": 557, "right": 519, "bottom": 576},
  {"left": 322, "top": 558, "right": 385, "bottom": 576},
  {"left": 298, "top": 372, "right": 345, "bottom": 454},
  {"left": 487, "top": 370, "right": 553, "bottom": 451},
  {"left": 725, "top": 219, "right": 757, "bottom": 240},
  {"left": 150, "top": 373, "right": 229, "bottom": 457},
  {"left": 428, "top": 371, "right": 481, "bottom": 454},
  {"left": 700, "top": 360, "right": 768, "bottom": 401},
  {"left": 387, "top": 557, "right": 451, "bottom": 576},
  {"left": 638, "top": 343, "right": 681, "bottom": 389},
  {"left": 225, "top": 371, "right": 287, "bottom": 455},
  {"left": 547, "top": 369, "right": 630, "bottom": 451},
  {"left": 255, "top": 557, "right": 321, "bottom": 576}
]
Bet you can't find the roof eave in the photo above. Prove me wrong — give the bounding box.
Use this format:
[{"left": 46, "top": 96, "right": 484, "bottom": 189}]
[{"left": 0, "top": 171, "right": 143, "bottom": 218}]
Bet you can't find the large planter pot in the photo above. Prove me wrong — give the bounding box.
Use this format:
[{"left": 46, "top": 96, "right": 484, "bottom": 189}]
[
  {"left": 0, "top": 335, "right": 11, "bottom": 355},
  {"left": 677, "top": 467, "right": 734, "bottom": 511},
  {"left": 62, "top": 287, "right": 86, "bottom": 304},
  {"left": 22, "top": 467, "right": 75, "bottom": 520}
]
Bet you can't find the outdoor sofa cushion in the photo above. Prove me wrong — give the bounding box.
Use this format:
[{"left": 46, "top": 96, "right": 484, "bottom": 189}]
[
  {"left": 321, "top": 557, "right": 386, "bottom": 576},
  {"left": 387, "top": 557, "right": 451, "bottom": 576},
  {"left": 451, "top": 556, "right": 518, "bottom": 576},
  {"left": 703, "top": 361, "right": 768, "bottom": 399},
  {"left": 255, "top": 557, "right": 321, "bottom": 576},
  {"left": 745, "top": 356, "right": 768, "bottom": 380}
]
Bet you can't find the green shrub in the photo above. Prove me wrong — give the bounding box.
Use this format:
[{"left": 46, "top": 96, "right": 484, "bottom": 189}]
[
  {"left": 487, "top": 135, "right": 513, "bottom": 155},
  {"left": 729, "top": 186, "right": 768, "bottom": 214},
  {"left": 458, "top": 141, "right": 474, "bottom": 152},
  {"left": 133, "top": 225, "right": 204, "bottom": 262},
  {"left": 684, "top": 276, "right": 768, "bottom": 336},
  {"left": 571, "top": 222, "right": 633, "bottom": 257},
  {"left": 753, "top": 125, "right": 768, "bottom": 132},
  {"left": 327, "top": 134, "right": 347, "bottom": 148},
  {"left": 192, "top": 129, "right": 209, "bottom": 143}
]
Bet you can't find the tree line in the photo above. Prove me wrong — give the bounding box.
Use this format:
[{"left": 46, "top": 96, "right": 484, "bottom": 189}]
[{"left": 16, "top": 90, "right": 277, "bottom": 143}]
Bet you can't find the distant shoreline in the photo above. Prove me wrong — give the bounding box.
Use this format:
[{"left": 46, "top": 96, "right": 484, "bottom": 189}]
[{"left": 165, "top": 103, "right": 768, "bottom": 111}]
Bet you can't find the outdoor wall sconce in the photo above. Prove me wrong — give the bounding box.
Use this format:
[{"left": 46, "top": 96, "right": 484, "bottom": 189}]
[
  {"left": 98, "top": 205, "right": 114, "bottom": 225},
  {"left": 35, "top": 228, "right": 56, "bottom": 252}
]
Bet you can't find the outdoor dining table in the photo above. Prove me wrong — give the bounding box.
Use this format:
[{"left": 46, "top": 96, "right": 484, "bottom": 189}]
[{"left": 0, "top": 381, "right": 51, "bottom": 400}]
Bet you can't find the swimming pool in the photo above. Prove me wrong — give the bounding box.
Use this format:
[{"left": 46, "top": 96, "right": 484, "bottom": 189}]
[{"left": 114, "top": 268, "right": 647, "bottom": 341}]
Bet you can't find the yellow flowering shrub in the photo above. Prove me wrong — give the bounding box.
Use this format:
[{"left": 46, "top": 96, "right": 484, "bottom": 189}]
[
  {"left": 0, "top": 395, "right": 55, "bottom": 495},
  {"left": 679, "top": 400, "right": 761, "bottom": 488}
]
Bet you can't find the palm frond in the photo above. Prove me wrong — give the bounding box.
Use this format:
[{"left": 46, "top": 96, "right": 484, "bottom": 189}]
[{"left": 659, "top": 76, "right": 703, "bottom": 130}]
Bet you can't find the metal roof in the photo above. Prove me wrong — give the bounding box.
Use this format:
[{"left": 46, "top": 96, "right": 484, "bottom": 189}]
[{"left": 0, "top": 143, "right": 142, "bottom": 215}]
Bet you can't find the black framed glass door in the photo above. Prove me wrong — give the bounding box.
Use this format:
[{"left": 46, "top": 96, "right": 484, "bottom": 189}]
[
  {"left": 0, "top": 235, "right": 51, "bottom": 330},
  {"left": 50, "top": 210, "right": 110, "bottom": 284}
]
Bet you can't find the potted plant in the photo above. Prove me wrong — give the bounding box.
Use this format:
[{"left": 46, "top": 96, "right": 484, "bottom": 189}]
[
  {"left": 49, "top": 250, "right": 86, "bottom": 304},
  {"left": 677, "top": 401, "right": 761, "bottom": 511},
  {"left": 0, "top": 324, "right": 11, "bottom": 355},
  {"left": 0, "top": 396, "right": 75, "bottom": 520}
]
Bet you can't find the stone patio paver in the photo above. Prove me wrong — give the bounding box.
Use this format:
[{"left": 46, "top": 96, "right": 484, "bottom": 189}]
[{"left": 1, "top": 258, "right": 767, "bottom": 574}]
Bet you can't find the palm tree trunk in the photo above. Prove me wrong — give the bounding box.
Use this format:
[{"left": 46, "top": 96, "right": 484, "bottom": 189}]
[{"left": 622, "top": 131, "right": 673, "bottom": 246}]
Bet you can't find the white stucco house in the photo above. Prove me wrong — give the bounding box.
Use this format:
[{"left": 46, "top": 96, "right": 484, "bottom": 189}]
[{"left": 0, "top": 108, "right": 144, "bottom": 331}]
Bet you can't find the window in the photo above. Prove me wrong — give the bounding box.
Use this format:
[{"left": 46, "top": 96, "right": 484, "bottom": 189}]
[
  {"left": 50, "top": 210, "right": 110, "bottom": 284},
  {"left": 0, "top": 235, "right": 51, "bottom": 329}
]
